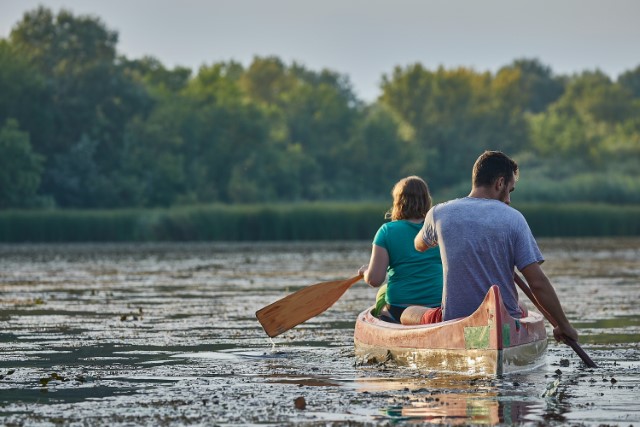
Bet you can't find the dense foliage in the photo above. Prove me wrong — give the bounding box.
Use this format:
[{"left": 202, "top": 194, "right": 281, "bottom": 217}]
[{"left": 1, "top": 7, "right": 639, "bottom": 209}]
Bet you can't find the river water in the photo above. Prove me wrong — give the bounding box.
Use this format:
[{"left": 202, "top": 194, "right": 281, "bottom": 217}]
[{"left": 0, "top": 238, "right": 639, "bottom": 426}]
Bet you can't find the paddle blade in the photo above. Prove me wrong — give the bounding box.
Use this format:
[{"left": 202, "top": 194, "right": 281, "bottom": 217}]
[
  {"left": 567, "top": 339, "right": 598, "bottom": 368},
  {"left": 256, "top": 275, "right": 362, "bottom": 338}
]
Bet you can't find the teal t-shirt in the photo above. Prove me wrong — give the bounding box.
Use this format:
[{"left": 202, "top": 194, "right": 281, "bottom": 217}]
[{"left": 373, "top": 220, "right": 443, "bottom": 307}]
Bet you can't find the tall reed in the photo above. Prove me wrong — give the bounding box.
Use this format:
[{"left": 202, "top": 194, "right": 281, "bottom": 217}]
[{"left": 0, "top": 202, "right": 638, "bottom": 242}]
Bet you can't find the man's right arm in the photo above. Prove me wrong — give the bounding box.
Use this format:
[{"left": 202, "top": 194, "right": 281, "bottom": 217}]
[
  {"left": 415, "top": 224, "right": 438, "bottom": 252},
  {"left": 414, "top": 208, "right": 437, "bottom": 252},
  {"left": 414, "top": 229, "right": 430, "bottom": 252},
  {"left": 520, "top": 262, "right": 579, "bottom": 343}
]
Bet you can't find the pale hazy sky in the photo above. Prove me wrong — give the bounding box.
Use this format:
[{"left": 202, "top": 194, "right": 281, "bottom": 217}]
[{"left": 2, "top": 0, "right": 639, "bottom": 101}]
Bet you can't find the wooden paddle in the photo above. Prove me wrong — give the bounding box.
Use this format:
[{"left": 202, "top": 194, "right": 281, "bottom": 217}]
[
  {"left": 256, "top": 275, "right": 363, "bottom": 338},
  {"left": 514, "top": 274, "right": 598, "bottom": 368}
]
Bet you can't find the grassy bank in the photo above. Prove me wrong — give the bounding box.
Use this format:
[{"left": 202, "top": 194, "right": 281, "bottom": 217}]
[{"left": 0, "top": 202, "right": 639, "bottom": 242}]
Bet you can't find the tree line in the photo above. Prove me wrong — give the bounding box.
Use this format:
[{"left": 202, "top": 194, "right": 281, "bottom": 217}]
[{"left": 1, "top": 6, "right": 639, "bottom": 209}]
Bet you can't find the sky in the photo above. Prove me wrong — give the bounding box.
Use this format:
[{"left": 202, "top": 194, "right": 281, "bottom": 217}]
[{"left": 2, "top": 0, "right": 639, "bottom": 102}]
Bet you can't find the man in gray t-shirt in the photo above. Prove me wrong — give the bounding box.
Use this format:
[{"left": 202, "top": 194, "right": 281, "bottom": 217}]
[
  {"left": 421, "top": 197, "right": 542, "bottom": 320},
  {"left": 415, "top": 151, "right": 578, "bottom": 344}
]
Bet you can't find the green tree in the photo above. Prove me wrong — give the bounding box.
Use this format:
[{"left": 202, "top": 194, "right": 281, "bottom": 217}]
[
  {"left": 10, "top": 7, "right": 152, "bottom": 206},
  {"left": 123, "top": 56, "right": 192, "bottom": 97},
  {"left": 281, "top": 68, "right": 362, "bottom": 198},
  {"left": 552, "top": 71, "right": 635, "bottom": 124},
  {"left": 120, "top": 103, "right": 189, "bottom": 207},
  {"left": 495, "top": 59, "right": 564, "bottom": 113},
  {"left": 529, "top": 71, "right": 640, "bottom": 170},
  {"left": 338, "top": 104, "right": 413, "bottom": 197},
  {"left": 529, "top": 112, "right": 596, "bottom": 168},
  {"left": 46, "top": 134, "right": 141, "bottom": 208},
  {"left": 181, "top": 62, "right": 268, "bottom": 203},
  {"left": 0, "top": 40, "right": 52, "bottom": 154},
  {"left": 0, "top": 119, "right": 44, "bottom": 208},
  {"left": 380, "top": 65, "right": 530, "bottom": 190},
  {"left": 239, "top": 56, "right": 295, "bottom": 105},
  {"left": 10, "top": 6, "right": 119, "bottom": 155},
  {"left": 236, "top": 57, "right": 363, "bottom": 200},
  {"left": 618, "top": 65, "right": 640, "bottom": 98}
]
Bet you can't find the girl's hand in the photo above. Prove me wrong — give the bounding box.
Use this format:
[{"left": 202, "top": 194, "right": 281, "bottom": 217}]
[{"left": 358, "top": 264, "right": 368, "bottom": 276}]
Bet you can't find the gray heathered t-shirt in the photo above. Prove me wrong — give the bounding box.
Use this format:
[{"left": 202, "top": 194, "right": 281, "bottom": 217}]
[{"left": 420, "top": 197, "right": 543, "bottom": 320}]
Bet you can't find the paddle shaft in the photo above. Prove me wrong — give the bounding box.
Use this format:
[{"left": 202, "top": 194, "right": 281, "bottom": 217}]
[{"left": 514, "top": 274, "right": 597, "bottom": 368}]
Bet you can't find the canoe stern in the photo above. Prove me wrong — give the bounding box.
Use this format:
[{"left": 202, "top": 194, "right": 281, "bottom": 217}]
[{"left": 354, "top": 285, "right": 548, "bottom": 375}]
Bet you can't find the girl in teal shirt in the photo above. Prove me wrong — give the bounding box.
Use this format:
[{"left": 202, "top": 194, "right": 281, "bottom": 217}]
[{"left": 358, "top": 176, "right": 443, "bottom": 323}]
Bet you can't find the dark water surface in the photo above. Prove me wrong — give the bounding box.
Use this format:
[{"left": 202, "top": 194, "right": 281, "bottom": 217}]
[{"left": 1, "top": 239, "right": 639, "bottom": 426}]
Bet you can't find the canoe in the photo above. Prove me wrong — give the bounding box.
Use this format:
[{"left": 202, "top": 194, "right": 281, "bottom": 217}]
[{"left": 354, "top": 285, "right": 548, "bottom": 376}]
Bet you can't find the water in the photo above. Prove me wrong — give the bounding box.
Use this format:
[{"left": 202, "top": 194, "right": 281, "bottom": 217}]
[{"left": 0, "top": 239, "right": 639, "bottom": 426}]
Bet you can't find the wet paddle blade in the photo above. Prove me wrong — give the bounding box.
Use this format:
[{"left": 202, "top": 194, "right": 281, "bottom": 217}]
[
  {"left": 566, "top": 338, "right": 598, "bottom": 368},
  {"left": 256, "top": 275, "right": 362, "bottom": 338}
]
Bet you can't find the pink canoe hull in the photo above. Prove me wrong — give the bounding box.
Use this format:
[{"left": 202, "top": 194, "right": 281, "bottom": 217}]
[{"left": 354, "top": 285, "right": 548, "bottom": 375}]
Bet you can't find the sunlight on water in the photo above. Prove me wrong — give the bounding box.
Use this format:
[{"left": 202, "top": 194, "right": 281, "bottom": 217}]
[{"left": 0, "top": 239, "right": 638, "bottom": 425}]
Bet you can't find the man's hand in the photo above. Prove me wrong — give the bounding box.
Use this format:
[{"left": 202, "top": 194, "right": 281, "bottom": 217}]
[{"left": 553, "top": 323, "right": 579, "bottom": 344}]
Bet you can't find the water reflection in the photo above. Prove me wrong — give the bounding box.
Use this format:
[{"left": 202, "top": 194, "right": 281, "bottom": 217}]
[
  {"left": 0, "top": 239, "right": 638, "bottom": 425},
  {"left": 354, "top": 375, "right": 539, "bottom": 425},
  {"left": 382, "top": 397, "right": 531, "bottom": 426}
]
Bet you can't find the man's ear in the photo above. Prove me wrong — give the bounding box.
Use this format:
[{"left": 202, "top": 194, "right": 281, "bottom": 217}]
[{"left": 494, "top": 176, "right": 505, "bottom": 191}]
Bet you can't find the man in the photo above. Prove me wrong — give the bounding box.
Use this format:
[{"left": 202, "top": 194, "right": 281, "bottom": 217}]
[{"left": 414, "top": 150, "right": 578, "bottom": 343}]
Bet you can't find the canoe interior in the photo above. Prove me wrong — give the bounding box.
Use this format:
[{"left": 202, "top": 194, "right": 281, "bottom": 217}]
[{"left": 354, "top": 285, "right": 548, "bottom": 376}]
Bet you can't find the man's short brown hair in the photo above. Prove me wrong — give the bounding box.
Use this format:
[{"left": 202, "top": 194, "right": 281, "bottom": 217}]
[{"left": 472, "top": 151, "right": 519, "bottom": 187}]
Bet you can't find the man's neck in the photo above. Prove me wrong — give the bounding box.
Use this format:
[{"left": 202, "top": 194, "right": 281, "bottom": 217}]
[{"left": 468, "top": 186, "right": 499, "bottom": 200}]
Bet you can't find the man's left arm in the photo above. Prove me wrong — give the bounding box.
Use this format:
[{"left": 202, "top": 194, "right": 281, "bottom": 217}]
[{"left": 520, "top": 262, "right": 578, "bottom": 343}]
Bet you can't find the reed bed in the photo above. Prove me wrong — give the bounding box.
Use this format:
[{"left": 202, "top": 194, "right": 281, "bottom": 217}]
[
  {"left": 520, "top": 203, "right": 640, "bottom": 237},
  {"left": 0, "top": 202, "right": 638, "bottom": 242}
]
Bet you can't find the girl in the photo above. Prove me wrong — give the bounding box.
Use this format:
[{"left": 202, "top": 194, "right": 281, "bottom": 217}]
[{"left": 358, "top": 176, "right": 443, "bottom": 323}]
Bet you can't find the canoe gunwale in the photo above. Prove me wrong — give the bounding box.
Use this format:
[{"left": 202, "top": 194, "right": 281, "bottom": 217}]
[{"left": 353, "top": 285, "right": 548, "bottom": 375}]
